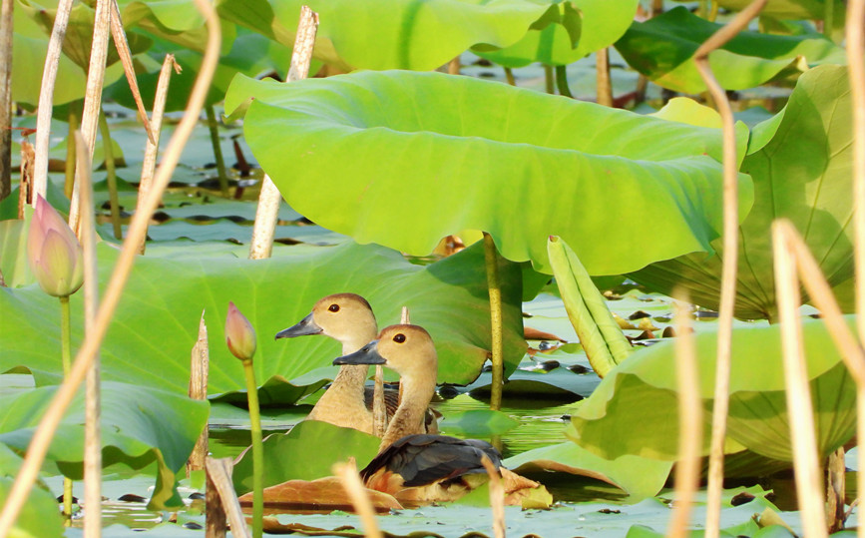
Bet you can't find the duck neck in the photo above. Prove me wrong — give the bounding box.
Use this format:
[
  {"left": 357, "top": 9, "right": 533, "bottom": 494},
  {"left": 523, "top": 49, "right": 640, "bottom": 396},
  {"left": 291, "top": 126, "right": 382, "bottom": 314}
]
[
  {"left": 378, "top": 374, "right": 436, "bottom": 451},
  {"left": 308, "top": 337, "right": 374, "bottom": 427}
]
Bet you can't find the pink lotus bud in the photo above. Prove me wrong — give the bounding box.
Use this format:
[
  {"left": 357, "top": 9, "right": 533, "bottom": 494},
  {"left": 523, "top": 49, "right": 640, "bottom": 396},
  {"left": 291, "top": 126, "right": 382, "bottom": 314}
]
[
  {"left": 27, "top": 195, "right": 84, "bottom": 298},
  {"left": 226, "top": 301, "right": 257, "bottom": 361}
]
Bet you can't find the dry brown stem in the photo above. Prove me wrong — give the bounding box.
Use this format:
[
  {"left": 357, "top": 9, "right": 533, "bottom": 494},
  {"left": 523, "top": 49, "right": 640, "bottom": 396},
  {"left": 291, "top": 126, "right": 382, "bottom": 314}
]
[
  {"left": 109, "top": 0, "right": 154, "bottom": 144},
  {"left": 480, "top": 455, "right": 505, "bottom": 538},
  {"left": 596, "top": 48, "right": 612, "bottom": 107},
  {"left": 32, "top": 0, "right": 74, "bottom": 203},
  {"left": 667, "top": 290, "right": 701, "bottom": 538},
  {"left": 187, "top": 311, "right": 209, "bottom": 476},
  {"left": 18, "top": 140, "right": 34, "bottom": 218},
  {"left": 0, "top": 0, "right": 12, "bottom": 203},
  {"left": 249, "top": 6, "right": 319, "bottom": 260},
  {"left": 333, "top": 460, "right": 382, "bottom": 538},
  {"left": 772, "top": 220, "right": 828, "bottom": 537},
  {"left": 0, "top": 0, "right": 220, "bottom": 532},
  {"left": 692, "top": 2, "right": 767, "bottom": 535},
  {"left": 206, "top": 457, "right": 250, "bottom": 537}
]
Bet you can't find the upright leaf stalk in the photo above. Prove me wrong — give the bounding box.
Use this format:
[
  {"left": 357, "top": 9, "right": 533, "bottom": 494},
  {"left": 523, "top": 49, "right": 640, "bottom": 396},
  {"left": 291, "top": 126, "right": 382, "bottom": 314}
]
[{"left": 483, "top": 232, "right": 503, "bottom": 411}]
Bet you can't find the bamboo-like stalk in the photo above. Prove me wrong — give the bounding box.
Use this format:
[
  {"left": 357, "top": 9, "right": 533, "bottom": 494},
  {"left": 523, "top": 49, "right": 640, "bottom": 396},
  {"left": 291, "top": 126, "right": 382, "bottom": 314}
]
[
  {"left": 479, "top": 455, "right": 505, "bottom": 538},
  {"left": 0, "top": 0, "right": 220, "bottom": 532},
  {"left": 845, "top": 7, "right": 865, "bottom": 533},
  {"left": 205, "top": 104, "right": 229, "bottom": 197},
  {"left": 667, "top": 290, "right": 701, "bottom": 538},
  {"left": 483, "top": 232, "right": 504, "bottom": 411},
  {"left": 596, "top": 48, "right": 613, "bottom": 107},
  {"left": 692, "top": 2, "right": 767, "bottom": 535},
  {"left": 0, "top": 0, "right": 12, "bottom": 203},
  {"left": 32, "top": 0, "right": 74, "bottom": 204},
  {"left": 75, "top": 130, "right": 101, "bottom": 538},
  {"left": 772, "top": 220, "right": 828, "bottom": 537},
  {"left": 249, "top": 6, "right": 319, "bottom": 260},
  {"left": 69, "top": 0, "right": 113, "bottom": 235},
  {"left": 98, "top": 110, "right": 122, "bottom": 239},
  {"left": 136, "top": 54, "right": 179, "bottom": 255},
  {"left": 108, "top": 0, "right": 154, "bottom": 144},
  {"left": 206, "top": 457, "right": 250, "bottom": 538},
  {"left": 187, "top": 311, "right": 209, "bottom": 477},
  {"left": 333, "top": 460, "right": 381, "bottom": 538}
]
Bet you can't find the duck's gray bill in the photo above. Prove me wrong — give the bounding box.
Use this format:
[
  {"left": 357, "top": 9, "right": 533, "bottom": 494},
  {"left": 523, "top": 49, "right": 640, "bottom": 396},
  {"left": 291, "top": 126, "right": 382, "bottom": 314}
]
[
  {"left": 333, "top": 341, "right": 386, "bottom": 365},
  {"left": 275, "top": 313, "right": 322, "bottom": 340}
]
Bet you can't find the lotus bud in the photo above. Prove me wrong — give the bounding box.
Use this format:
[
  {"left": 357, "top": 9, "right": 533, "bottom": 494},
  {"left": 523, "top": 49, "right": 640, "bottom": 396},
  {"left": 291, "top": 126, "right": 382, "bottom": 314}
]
[
  {"left": 27, "top": 194, "right": 84, "bottom": 298},
  {"left": 226, "top": 301, "right": 257, "bottom": 361}
]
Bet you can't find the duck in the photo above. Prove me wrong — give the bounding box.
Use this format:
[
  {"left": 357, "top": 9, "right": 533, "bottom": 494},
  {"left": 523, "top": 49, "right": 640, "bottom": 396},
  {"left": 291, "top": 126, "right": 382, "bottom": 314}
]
[
  {"left": 333, "top": 324, "right": 541, "bottom": 505},
  {"left": 275, "top": 294, "right": 438, "bottom": 436}
]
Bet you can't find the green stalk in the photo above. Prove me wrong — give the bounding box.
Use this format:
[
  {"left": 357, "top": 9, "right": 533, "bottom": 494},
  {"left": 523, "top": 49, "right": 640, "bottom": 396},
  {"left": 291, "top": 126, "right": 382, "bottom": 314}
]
[
  {"left": 543, "top": 65, "right": 554, "bottom": 95},
  {"left": 242, "top": 358, "right": 263, "bottom": 537},
  {"left": 205, "top": 104, "right": 229, "bottom": 197},
  {"left": 555, "top": 65, "right": 573, "bottom": 98},
  {"left": 823, "top": 0, "right": 834, "bottom": 39},
  {"left": 709, "top": 0, "right": 720, "bottom": 21},
  {"left": 59, "top": 295, "right": 73, "bottom": 519},
  {"left": 503, "top": 67, "right": 515, "bottom": 86},
  {"left": 483, "top": 232, "right": 503, "bottom": 411},
  {"left": 64, "top": 113, "right": 77, "bottom": 200},
  {"left": 97, "top": 109, "right": 121, "bottom": 240}
]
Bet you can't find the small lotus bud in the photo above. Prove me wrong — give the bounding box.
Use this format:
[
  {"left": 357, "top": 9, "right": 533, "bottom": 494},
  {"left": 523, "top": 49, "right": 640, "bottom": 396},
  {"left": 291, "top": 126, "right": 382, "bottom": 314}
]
[
  {"left": 27, "top": 195, "right": 84, "bottom": 298},
  {"left": 226, "top": 301, "right": 257, "bottom": 361}
]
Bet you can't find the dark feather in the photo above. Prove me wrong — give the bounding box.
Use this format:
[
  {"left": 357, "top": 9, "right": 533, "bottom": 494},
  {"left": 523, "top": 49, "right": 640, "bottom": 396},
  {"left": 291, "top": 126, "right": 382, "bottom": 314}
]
[{"left": 360, "top": 434, "right": 502, "bottom": 487}]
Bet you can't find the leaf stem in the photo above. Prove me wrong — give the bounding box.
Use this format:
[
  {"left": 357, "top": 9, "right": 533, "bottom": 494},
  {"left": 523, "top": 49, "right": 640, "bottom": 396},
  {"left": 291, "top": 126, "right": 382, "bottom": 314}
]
[
  {"left": 483, "top": 232, "right": 503, "bottom": 411},
  {"left": 554, "top": 65, "right": 573, "bottom": 98},
  {"left": 98, "top": 108, "right": 121, "bottom": 240},
  {"left": 543, "top": 65, "right": 554, "bottom": 95},
  {"left": 242, "top": 358, "right": 263, "bottom": 537},
  {"left": 59, "top": 294, "right": 73, "bottom": 519},
  {"left": 503, "top": 67, "right": 515, "bottom": 86},
  {"left": 205, "top": 104, "right": 229, "bottom": 197}
]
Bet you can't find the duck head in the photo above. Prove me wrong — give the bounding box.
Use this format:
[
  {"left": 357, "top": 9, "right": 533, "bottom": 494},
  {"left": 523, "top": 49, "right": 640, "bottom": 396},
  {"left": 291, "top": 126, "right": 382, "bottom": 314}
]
[
  {"left": 275, "top": 293, "right": 377, "bottom": 346},
  {"left": 334, "top": 324, "right": 438, "bottom": 379}
]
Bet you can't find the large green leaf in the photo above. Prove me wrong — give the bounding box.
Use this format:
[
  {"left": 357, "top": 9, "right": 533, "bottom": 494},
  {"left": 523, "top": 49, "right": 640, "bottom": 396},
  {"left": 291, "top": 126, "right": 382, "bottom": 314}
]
[
  {"left": 630, "top": 65, "right": 854, "bottom": 320},
  {"left": 232, "top": 420, "right": 381, "bottom": 495},
  {"left": 569, "top": 316, "right": 858, "bottom": 462},
  {"left": 0, "top": 381, "right": 209, "bottom": 510},
  {"left": 0, "top": 240, "right": 524, "bottom": 392},
  {"left": 229, "top": 69, "right": 754, "bottom": 276},
  {"left": 473, "top": 0, "right": 638, "bottom": 67},
  {"left": 504, "top": 441, "right": 672, "bottom": 500},
  {"left": 216, "top": 0, "right": 554, "bottom": 71},
  {"left": 614, "top": 7, "right": 845, "bottom": 94}
]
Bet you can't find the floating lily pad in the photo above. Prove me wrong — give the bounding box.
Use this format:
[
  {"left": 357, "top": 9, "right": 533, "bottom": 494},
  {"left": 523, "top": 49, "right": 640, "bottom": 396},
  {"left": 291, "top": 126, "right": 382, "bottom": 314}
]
[
  {"left": 614, "top": 7, "right": 845, "bottom": 94},
  {"left": 228, "top": 69, "right": 753, "bottom": 275}
]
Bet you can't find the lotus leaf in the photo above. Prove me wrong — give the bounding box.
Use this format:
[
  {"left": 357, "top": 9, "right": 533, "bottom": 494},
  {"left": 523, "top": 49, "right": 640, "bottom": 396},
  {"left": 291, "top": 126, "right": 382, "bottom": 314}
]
[
  {"left": 0, "top": 381, "right": 209, "bottom": 510},
  {"left": 569, "top": 316, "right": 858, "bottom": 462},
  {"left": 673, "top": 0, "right": 844, "bottom": 23},
  {"left": 614, "top": 7, "right": 845, "bottom": 94},
  {"left": 437, "top": 409, "right": 520, "bottom": 437},
  {"left": 216, "top": 0, "right": 555, "bottom": 71},
  {"left": 0, "top": 477, "right": 64, "bottom": 537},
  {"left": 504, "top": 441, "right": 672, "bottom": 499},
  {"left": 228, "top": 69, "right": 754, "bottom": 275},
  {"left": 630, "top": 65, "right": 854, "bottom": 320},
  {"left": 473, "top": 0, "right": 638, "bottom": 67},
  {"left": 0, "top": 239, "right": 524, "bottom": 392},
  {"left": 232, "top": 420, "right": 380, "bottom": 495}
]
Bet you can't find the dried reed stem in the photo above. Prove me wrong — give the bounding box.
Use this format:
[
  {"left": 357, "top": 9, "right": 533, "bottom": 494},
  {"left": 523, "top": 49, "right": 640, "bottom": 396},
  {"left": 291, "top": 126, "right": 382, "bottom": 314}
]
[
  {"left": 68, "top": 0, "right": 112, "bottom": 234},
  {"left": 0, "top": 0, "right": 220, "bottom": 532},
  {"left": 98, "top": 109, "right": 121, "bottom": 239},
  {"left": 480, "top": 455, "right": 505, "bottom": 538},
  {"left": 0, "top": 0, "right": 12, "bottom": 202},
  {"left": 692, "top": 2, "right": 767, "bottom": 534},
  {"left": 596, "top": 48, "right": 613, "bottom": 107},
  {"left": 136, "top": 55, "right": 179, "bottom": 255},
  {"left": 249, "top": 6, "right": 319, "bottom": 260},
  {"left": 667, "top": 290, "right": 701, "bottom": 538},
  {"left": 32, "top": 0, "right": 74, "bottom": 203},
  {"left": 845, "top": 4, "right": 865, "bottom": 533},
  {"left": 206, "top": 457, "right": 250, "bottom": 537},
  {"left": 19, "top": 140, "right": 34, "bottom": 218},
  {"left": 76, "top": 130, "right": 102, "bottom": 538},
  {"left": 109, "top": 0, "right": 154, "bottom": 144},
  {"left": 448, "top": 56, "right": 460, "bottom": 75},
  {"left": 772, "top": 220, "right": 828, "bottom": 537},
  {"left": 333, "top": 460, "right": 381, "bottom": 538},
  {"left": 187, "top": 311, "right": 209, "bottom": 476}
]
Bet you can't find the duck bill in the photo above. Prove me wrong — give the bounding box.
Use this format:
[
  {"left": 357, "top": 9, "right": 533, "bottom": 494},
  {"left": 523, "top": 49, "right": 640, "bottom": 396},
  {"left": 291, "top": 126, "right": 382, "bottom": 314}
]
[
  {"left": 333, "top": 341, "right": 386, "bottom": 365},
  {"left": 275, "top": 313, "right": 322, "bottom": 339}
]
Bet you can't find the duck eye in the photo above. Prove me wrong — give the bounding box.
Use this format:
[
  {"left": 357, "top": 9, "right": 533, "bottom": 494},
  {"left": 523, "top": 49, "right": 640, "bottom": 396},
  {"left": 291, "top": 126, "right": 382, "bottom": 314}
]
[
  {"left": 328, "top": 304, "right": 340, "bottom": 312},
  {"left": 393, "top": 333, "right": 406, "bottom": 343}
]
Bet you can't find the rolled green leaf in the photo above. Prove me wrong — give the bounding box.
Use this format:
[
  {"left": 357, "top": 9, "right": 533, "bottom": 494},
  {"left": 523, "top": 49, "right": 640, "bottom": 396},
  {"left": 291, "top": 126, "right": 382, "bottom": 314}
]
[{"left": 547, "top": 236, "right": 632, "bottom": 378}]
